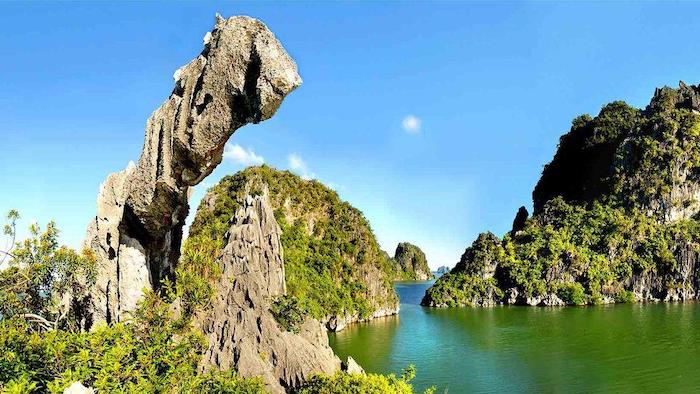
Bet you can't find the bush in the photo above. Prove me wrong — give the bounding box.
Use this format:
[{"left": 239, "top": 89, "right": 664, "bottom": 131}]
[
  {"left": 296, "top": 365, "right": 433, "bottom": 394},
  {"left": 0, "top": 292, "right": 265, "bottom": 393},
  {"left": 270, "top": 295, "right": 306, "bottom": 333},
  {"left": 556, "top": 282, "right": 587, "bottom": 305}
]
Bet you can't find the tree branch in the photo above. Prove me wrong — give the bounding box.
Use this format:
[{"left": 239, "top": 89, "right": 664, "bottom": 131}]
[{"left": 20, "top": 313, "right": 56, "bottom": 331}]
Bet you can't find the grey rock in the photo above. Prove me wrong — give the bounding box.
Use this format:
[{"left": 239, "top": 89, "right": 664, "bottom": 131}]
[
  {"left": 541, "top": 293, "right": 565, "bottom": 306},
  {"left": 505, "top": 287, "right": 519, "bottom": 305},
  {"left": 80, "top": 15, "right": 301, "bottom": 326},
  {"left": 197, "top": 193, "right": 340, "bottom": 393},
  {"left": 344, "top": 356, "right": 365, "bottom": 374},
  {"left": 525, "top": 295, "right": 542, "bottom": 306},
  {"left": 325, "top": 305, "right": 399, "bottom": 332}
]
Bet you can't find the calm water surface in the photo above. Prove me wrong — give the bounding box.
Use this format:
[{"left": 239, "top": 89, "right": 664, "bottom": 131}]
[{"left": 329, "top": 281, "right": 700, "bottom": 393}]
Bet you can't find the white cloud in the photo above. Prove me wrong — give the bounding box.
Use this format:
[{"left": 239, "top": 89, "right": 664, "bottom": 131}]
[
  {"left": 402, "top": 115, "right": 422, "bottom": 134},
  {"left": 288, "top": 153, "right": 316, "bottom": 180},
  {"left": 223, "top": 143, "right": 264, "bottom": 166}
]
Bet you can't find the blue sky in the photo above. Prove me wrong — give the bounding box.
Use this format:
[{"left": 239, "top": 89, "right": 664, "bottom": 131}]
[{"left": 2, "top": 2, "right": 700, "bottom": 269}]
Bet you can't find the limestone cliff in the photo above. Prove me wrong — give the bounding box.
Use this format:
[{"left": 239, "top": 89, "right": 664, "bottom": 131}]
[
  {"left": 78, "top": 15, "right": 301, "bottom": 327},
  {"left": 392, "top": 242, "right": 433, "bottom": 280},
  {"left": 189, "top": 166, "right": 399, "bottom": 332},
  {"left": 196, "top": 194, "right": 340, "bottom": 393},
  {"left": 424, "top": 82, "right": 700, "bottom": 307}
]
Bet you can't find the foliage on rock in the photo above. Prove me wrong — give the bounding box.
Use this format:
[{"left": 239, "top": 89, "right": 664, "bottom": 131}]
[
  {"left": 296, "top": 365, "right": 433, "bottom": 394},
  {"left": 391, "top": 243, "right": 433, "bottom": 281},
  {"left": 426, "top": 82, "right": 700, "bottom": 307},
  {"left": 189, "top": 165, "right": 398, "bottom": 323}
]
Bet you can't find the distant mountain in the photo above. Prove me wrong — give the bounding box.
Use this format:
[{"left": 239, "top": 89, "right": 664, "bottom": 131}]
[{"left": 435, "top": 266, "right": 451, "bottom": 277}]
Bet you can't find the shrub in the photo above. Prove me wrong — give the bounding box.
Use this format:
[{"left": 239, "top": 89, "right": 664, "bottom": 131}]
[
  {"left": 296, "top": 365, "right": 433, "bottom": 394},
  {"left": 270, "top": 295, "right": 306, "bottom": 333},
  {"left": 556, "top": 282, "right": 587, "bottom": 305}
]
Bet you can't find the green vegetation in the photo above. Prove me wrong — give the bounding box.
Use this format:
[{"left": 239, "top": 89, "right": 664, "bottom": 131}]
[
  {"left": 0, "top": 212, "right": 265, "bottom": 393},
  {"left": 189, "top": 166, "right": 398, "bottom": 324},
  {"left": 270, "top": 295, "right": 306, "bottom": 334},
  {"left": 423, "top": 273, "right": 501, "bottom": 307},
  {"left": 0, "top": 210, "right": 96, "bottom": 332},
  {"left": 0, "top": 211, "right": 427, "bottom": 393},
  {"left": 426, "top": 83, "right": 700, "bottom": 307},
  {"left": 296, "top": 365, "right": 434, "bottom": 394},
  {"left": 0, "top": 294, "right": 265, "bottom": 393}
]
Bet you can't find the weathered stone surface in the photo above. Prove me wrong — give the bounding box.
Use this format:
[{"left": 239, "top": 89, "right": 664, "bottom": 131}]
[
  {"left": 197, "top": 194, "right": 340, "bottom": 393},
  {"left": 344, "top": 356, "right": 365, "bottom": 374},
  {"left": 81, "top": 15, "right": 301, "bottom": 326},
  {"left": 325, "top": 305, "right": 399, "bottom": 332}
]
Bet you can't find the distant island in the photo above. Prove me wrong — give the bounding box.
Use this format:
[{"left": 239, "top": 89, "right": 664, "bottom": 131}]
[
  {"left": 390, "top": 242, "right": 433, "bottom": 281},
  {"left": 435, "top": 266, "right": 451, "bottom": 276}
]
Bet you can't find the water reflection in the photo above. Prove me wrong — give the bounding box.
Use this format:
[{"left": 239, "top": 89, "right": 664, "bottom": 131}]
[{"left": 330, "top": 282, "right": 700, "bottom": 393}]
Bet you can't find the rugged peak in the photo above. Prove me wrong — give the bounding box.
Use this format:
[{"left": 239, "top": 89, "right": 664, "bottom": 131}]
[
  {"left": 81, "top": 15, "right": 301, "bottom": 327},
  {"left": 197, "top": 193, "right": 340, "bottom": 393},
  {"left": 648, "top": 81, "right": 700, "bottom": 114},
  {"left": 510, "top": 206, "right": 529, "bottom": 236}
]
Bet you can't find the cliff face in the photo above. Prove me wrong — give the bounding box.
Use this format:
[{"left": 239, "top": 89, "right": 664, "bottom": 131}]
[
  {"left": 392, "top": 242, "right": 433, "bottom": 280},
  {"left": 424, "top": 82, "right": 700, "bottom": 307},
  {"left": 189, "top": 166, "right": 399, "bottom": 332},
  {"left": 78, "top": 15, "right": 301, "bottom": 327},
  {"left": 196, "top": 194, "right": 340, "bottom": 393}
]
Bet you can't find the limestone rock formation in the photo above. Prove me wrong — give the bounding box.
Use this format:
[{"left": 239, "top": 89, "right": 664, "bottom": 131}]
[
  {"left": 197, "top": 194, "right": 340, "bottom": 393},
  {"left": 425, "top": 81, "right": 700, "bottom": 308},
  {"left": 453, "top": 232, "right": 501, "bottom": 280},
  {"left": 393, "top": 242, "right": 433, "bottom": 280},
  {"left": 81, "top": 15, "right": 301, "bottom": 326},
  {"left": 343, "top": 357, "right": 365, "bottom": 375},
  {"left": 188, "top": 166, "right": 399, "bottom": 333}
]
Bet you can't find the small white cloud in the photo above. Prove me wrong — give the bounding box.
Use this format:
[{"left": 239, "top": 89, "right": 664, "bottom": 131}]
[
  {"left": 223, "top": 143, "right": 264, "bottom": 166},
  {"left": 288, "top": 153, "right": 316, "bottom": 180},
  {"left": 402, "top": 115, "right": 422, "bottom": 134},
  {"left": 288, "top": 153, "right": 307, "bottom": 172}
]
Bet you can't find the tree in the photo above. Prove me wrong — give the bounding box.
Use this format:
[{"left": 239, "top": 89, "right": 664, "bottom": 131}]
[{"left": 0, "top": 210, "right": 96, "bottom": 332}]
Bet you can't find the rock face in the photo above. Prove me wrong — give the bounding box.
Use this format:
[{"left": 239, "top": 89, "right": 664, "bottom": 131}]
[
  {"left": 80, "top": 15, "right": 301, "bottom": 326},
  {"left": 197, "top": 194, "right": 340, "bottom": 393},
  {"left": 393, "top": 242, "right": 433, "bottom": 280}
]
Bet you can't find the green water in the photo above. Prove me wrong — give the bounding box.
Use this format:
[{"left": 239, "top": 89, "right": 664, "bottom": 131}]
[{"left": 329, "top": 281, "right": 700, "bottom": 393}]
